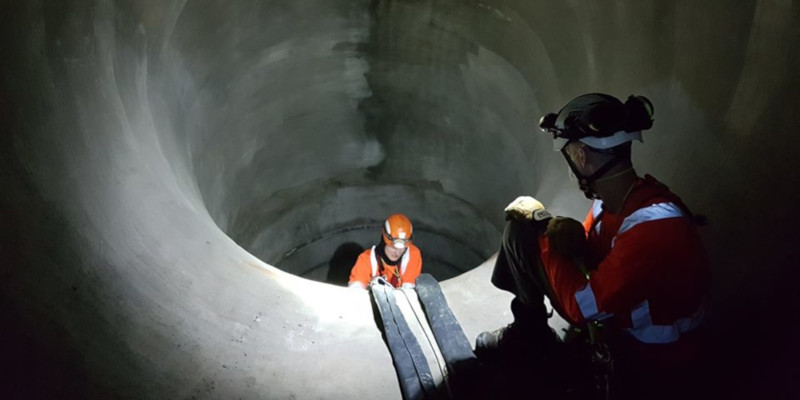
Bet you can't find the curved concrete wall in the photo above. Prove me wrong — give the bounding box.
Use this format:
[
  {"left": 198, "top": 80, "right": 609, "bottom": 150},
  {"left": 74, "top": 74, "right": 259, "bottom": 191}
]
[{"left": 2, "top": 0, "right": 797, "bottom": 398}]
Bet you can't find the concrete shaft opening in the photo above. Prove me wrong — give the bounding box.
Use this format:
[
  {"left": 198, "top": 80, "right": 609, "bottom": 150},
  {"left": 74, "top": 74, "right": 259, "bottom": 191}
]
[
  {"left": 2, "top": 0, "right": 798, "bottom": 399},
  {"left": 157, "top": 1, "right": 532, "bottom": 284}
]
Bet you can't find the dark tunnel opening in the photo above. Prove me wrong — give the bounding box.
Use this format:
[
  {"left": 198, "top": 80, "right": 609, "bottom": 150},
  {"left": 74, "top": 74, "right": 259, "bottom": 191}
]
[
  {"left": 158, "top": 0, "right": 535, "bottom": 284},
  {"left": 2, "top": 0, "right": 799, "bottom": 399}
]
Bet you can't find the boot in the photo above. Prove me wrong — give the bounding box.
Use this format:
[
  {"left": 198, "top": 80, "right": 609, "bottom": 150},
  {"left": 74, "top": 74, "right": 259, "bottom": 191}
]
[{"left": 474, "top": 323, "right": 524, "bottom": 364}]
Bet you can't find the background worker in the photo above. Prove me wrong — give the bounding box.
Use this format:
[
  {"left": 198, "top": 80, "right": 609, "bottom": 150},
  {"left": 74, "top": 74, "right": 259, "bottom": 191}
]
[
  {"left": 348, "top": 213, "right": 423, "bottom": 289},
  {"left": 476, "top": 93, "right": 710, "bottom": 399}
]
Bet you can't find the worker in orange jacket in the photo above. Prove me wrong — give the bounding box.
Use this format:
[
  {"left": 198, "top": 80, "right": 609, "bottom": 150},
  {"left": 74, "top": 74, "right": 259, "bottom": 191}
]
[
  {"left": 476, "top": 93, "right": 710, "bottom": 399},
  {"left": 348, "top": 214, "right": 423, "bottom": 289}
]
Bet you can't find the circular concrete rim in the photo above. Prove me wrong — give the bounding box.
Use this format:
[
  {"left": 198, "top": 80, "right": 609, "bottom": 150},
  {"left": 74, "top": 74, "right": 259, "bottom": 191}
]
[{"left": 4, "top": 1, "right": 797, "bottom": 398}]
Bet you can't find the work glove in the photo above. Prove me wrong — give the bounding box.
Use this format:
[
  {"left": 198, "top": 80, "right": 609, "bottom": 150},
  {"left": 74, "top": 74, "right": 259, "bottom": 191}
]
[
  {"left": 545, "top": 216, "right": 592, "bottom": 274},
  {"left": 370, "top": 276, "right": 390, "bottom": 287},
  {"left": 504, "top": 196, "right": 550, "bottom": 221}
]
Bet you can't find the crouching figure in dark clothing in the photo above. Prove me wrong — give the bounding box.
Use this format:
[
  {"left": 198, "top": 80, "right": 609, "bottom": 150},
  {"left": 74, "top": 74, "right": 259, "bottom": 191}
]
[{"left": 475, "top": 94, "right": 710, "bottom": 400}]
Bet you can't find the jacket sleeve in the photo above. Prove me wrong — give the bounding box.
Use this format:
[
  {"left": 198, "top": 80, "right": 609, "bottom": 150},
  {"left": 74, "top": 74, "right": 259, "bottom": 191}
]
[
  {"left": 539, "top": 235, "right": 590, "bottom": 325},
  {"left": 580, "top": 216, "right": 699, "bottom": 319},
  {"left": 348, "top": 251, "right": 372, "bottom": 289},
  {"left": 401, "top": 246, "right": 423, "bottom": 288}
]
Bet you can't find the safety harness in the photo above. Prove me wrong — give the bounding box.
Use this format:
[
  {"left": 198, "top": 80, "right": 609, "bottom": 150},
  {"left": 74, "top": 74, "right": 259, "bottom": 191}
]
[{"left": 371, "top": 245, "right": 409, "bottom": 288}]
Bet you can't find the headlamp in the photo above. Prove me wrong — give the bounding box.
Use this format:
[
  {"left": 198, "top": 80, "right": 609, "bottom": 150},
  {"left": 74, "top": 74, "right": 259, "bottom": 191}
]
[
  {"left": 384, "top": 233, "right": 411, "bottom": 249},
  {"left": 391, "top": 239, "right": 408, "bottom": 249},
  {"left": 538, "top": 93, "right": 653, "bottom": 143}
]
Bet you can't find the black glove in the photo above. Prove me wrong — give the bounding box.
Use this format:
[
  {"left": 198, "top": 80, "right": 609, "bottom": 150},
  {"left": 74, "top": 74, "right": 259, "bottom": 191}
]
[{"left": 545, "top": 217, "right": 592, "bottom": 274}]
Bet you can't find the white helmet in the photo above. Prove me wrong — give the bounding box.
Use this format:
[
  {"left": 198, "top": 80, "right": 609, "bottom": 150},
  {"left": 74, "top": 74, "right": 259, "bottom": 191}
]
[{"left": 539, "top": 93, "right": 654, "bottom": 151}]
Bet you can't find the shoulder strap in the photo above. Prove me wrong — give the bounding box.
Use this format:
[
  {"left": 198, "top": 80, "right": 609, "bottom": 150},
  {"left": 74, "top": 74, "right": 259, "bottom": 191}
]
[
  {"left": 400, "top": 249, "right": 410, "bottom": 275},
  {"left": 624, "top": 175, "right": 704, "bottom": 225},
  {"left": 370, "top": 246, "right": 380, "bottom": 277}
]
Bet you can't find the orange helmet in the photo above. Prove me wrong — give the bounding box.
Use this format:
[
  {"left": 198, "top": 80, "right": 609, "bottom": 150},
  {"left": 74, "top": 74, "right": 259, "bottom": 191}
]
[{"left": 382, "top": 214, "right": 413, "bottom": 249}]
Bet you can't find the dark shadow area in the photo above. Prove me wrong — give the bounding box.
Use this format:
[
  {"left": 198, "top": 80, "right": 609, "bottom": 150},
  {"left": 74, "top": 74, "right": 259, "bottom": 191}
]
[
  {"left": 449, "top": 340, "right": 602, "bottom": 400},
  {"left": 326, "top": 242, "right": 364, "bottom": 286},
  {"left": 0, "top": 300, "right": 90, "bottom": 399},
  {"left": 1, "top": 0, "right": 797, "bottom": 398},
  {"left": 432, "top": 340, "right": 599, "bottom": 400}
]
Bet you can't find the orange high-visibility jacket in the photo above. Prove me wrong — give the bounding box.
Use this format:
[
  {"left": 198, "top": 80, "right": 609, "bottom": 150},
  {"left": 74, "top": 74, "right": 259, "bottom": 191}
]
[
  {"left": 540, "top": 175, "right": 709, "bottom": 348},
  {"left": 348, "top": 244, "right": 422, "bottom": 289}
]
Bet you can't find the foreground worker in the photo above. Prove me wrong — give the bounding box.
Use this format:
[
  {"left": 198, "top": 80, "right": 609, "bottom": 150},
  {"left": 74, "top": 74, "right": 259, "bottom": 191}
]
[
  {"left": 476, "top": 93, "right": 710, "bottom": 398},
  {"left": 348, "top": 214, "right": 423, "bottom": 289}
]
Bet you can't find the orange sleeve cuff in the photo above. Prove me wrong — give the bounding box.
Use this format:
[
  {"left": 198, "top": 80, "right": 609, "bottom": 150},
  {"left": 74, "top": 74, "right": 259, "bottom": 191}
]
[
  {"left": 348, "top": 251, "right": 372, "bottom": 287},
  {"left": 539, "top": 235, "right": 589, "bottom": 325}
]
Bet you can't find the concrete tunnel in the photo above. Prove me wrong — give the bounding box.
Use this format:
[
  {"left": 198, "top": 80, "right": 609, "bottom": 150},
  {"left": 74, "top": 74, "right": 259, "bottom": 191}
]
[{"left": 1, "top": 0, "right": 798, "bottom": 398}]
